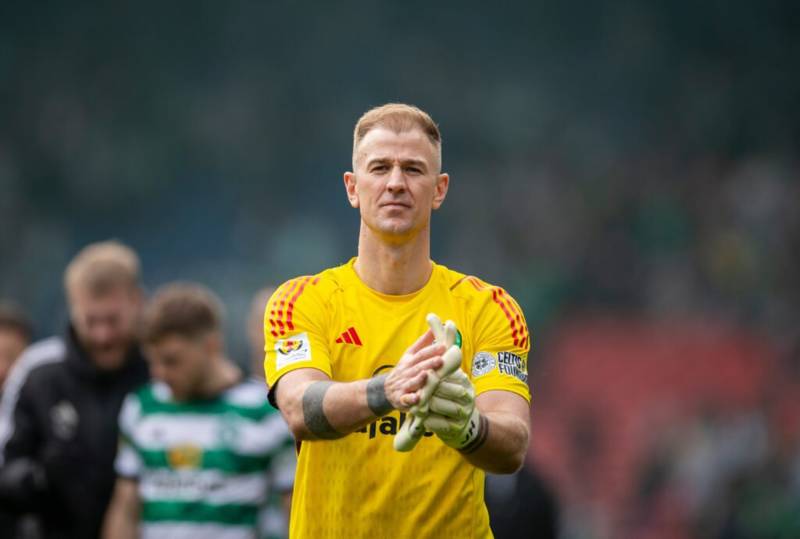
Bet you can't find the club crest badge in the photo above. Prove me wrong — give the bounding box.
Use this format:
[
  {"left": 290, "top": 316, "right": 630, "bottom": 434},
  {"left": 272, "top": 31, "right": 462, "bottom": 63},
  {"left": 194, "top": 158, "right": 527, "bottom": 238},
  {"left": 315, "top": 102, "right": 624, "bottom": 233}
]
[{"left": 471, "top": 352, "right": 496, "bottom": 377}]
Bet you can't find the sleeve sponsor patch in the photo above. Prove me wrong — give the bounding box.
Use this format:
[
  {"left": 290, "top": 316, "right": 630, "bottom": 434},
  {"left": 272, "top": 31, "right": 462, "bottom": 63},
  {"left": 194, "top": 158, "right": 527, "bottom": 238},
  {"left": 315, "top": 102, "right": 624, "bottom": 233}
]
[
  {"left": 497, "top": 351, "right": 527, "bottom": 383},
  {"left": 472, "top": 351, "right": 528, "bottom": 383},
  {"left": 275, "top": 332, "right": 312, "bottom": 370}
]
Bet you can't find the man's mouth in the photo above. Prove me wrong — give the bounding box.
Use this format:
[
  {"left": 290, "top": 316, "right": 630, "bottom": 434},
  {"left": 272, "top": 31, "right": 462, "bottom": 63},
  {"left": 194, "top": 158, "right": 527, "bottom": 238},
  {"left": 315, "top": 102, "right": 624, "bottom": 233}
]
[{"left": 380, "top": 202, "right": 411, "bottom": 209}]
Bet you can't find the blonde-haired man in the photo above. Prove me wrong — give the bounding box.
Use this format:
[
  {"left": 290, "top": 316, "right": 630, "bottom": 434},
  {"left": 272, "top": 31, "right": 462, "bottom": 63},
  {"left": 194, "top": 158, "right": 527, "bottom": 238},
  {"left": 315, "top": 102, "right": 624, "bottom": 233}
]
[
  {"left": 0, "top": 240, "right": 149, "bottom": 539},
  {"left": 264, "top": 104, "right": 531, "bottom": 538}
]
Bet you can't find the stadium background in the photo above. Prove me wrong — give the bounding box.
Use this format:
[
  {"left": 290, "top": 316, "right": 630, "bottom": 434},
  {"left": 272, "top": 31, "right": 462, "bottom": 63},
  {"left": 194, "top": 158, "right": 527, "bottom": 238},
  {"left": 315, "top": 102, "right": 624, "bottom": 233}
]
[{"left": 1, "top": 2, "right": 798, "bottom": 537}]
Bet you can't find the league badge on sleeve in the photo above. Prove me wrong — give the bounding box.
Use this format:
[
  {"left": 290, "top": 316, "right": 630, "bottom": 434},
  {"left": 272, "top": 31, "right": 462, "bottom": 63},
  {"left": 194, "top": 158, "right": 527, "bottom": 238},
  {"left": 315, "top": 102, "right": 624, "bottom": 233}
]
[
  {"left": 471, "top": 351, "right": 496, "bottom": 377},
  {"left": 275, "top": 332, "right": 312, "bottom": 370}
]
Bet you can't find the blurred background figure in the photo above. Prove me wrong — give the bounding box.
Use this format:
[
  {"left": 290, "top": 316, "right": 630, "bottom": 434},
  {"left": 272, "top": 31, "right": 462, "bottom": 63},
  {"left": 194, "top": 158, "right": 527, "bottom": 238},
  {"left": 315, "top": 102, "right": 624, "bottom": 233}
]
[
  {"left": 0, "top": 302, "right": 33, "bottom": 537},
  {"left": 104, "top": 283, "right": 295, "bottom": 539},
  {"left": 247, "top": 286, "right": 296, "bottom": 539},
  {"left": 0, "top": 303, "right": 33, "bottom": 392},
  {"left": 0, "top": 241, "right": 149, "bottom": 539},
  {"left": 248, "top": 286, "right": 276, "bottom": 382},
  {"left": 485, "top": 462, "right": 559, "bottom": 539}
]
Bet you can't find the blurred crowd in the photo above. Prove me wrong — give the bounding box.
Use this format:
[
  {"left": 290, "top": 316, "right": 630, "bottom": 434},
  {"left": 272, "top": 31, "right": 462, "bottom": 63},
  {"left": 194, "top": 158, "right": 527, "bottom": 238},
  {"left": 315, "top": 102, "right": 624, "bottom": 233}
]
[
  {"left": 448, "top": 151, "right": 800, "bottom": 340},
  {"left": 530, "top": 317, "right": 800, "bottom": 539}
]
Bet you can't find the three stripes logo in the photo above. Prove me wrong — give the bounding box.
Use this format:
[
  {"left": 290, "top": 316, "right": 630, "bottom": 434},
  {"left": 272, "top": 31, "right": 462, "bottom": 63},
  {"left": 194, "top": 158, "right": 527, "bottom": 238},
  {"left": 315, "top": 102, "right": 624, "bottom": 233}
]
[{"left": 335, "top": 327, "right": 362, "bottom": 346}]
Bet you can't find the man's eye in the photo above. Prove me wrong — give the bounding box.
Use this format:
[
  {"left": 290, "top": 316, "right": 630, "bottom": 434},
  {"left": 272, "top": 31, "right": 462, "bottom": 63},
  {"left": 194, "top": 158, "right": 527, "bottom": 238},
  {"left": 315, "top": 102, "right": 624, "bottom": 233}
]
[
  {"left": 406, "top": 167, "right": 422, "bottom": 175},
  {"left": 371, "top": 165, "right": 388, "bottom": 173}
]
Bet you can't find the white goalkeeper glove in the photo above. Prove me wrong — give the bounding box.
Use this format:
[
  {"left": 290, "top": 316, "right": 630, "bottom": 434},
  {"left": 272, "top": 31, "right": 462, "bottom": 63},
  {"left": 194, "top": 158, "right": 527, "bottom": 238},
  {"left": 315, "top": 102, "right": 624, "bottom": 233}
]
[
  {"left": 423, "top": 369, "right": 486, "bottom": 452},
  {"left": 393, "top": 313, "right": 462, "bottom": 452}
]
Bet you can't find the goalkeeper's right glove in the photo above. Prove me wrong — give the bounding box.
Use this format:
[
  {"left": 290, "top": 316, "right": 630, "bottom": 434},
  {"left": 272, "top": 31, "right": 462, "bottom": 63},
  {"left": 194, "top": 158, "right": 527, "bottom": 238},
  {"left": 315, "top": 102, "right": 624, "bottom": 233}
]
[{"left": 423, "top": 369, "right": 486, "bottom": 452}]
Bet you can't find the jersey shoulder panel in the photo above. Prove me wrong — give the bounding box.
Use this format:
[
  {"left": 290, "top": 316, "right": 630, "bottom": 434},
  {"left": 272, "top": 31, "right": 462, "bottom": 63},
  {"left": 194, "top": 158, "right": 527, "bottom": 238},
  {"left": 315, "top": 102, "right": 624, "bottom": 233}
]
[
  {"left": 449, "top": 275, "right": 531, "bottom": 351},
  {"left": 448, "top": 274, "right": 532, "bottom": 401},
  {"left": 264, "top": 269, "right": 342, "bottom": 340},
  {"left": 433, "top": 263, "right": 470, "bottom": 292},
  {"left": 263, "top": 267, "right": 345, "bottom": 388}
]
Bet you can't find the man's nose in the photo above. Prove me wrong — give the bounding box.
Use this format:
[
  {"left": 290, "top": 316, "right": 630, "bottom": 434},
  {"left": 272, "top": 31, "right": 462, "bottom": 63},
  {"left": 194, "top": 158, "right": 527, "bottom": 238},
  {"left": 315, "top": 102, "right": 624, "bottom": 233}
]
[{"left": 386, "top": 165, "right": 406, "bottom": 192}]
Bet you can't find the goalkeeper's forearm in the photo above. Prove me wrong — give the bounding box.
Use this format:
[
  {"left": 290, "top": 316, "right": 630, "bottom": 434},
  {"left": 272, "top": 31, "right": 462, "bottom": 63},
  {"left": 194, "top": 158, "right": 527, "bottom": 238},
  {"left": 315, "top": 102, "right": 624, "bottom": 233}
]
[
  {"left": 274, "top": 339, "right": 445, "bottom": 440},
  {"left": 276, "top": 369, "right": 391, "bottom": 440},
  {"left": 461, "top": 392, "right": 530, "bottom": 474}
]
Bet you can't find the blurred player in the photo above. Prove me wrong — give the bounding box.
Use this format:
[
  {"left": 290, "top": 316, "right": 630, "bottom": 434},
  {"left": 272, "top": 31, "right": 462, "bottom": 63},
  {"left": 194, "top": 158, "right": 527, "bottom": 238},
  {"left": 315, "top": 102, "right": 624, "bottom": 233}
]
[
  {"left": 0, "top": 301, "right": 33, "bottom": 537},
  {"left": 0, "top": 241, "right": 149, "bottom": 539},
  {"left": 263, "top": 103, "right": 531, "bottom": 538},
  {"left": 248, "top": 287, "right": 277, "bottom": 382},
  {"left": 103, "top": 283, "right": 295, "bottom": 539},
  {"left": 248, "top": 286, "right": 295, "bottom": 539},
  {"left": 0, "top": 302, "right": 33, "bottom": 391}
]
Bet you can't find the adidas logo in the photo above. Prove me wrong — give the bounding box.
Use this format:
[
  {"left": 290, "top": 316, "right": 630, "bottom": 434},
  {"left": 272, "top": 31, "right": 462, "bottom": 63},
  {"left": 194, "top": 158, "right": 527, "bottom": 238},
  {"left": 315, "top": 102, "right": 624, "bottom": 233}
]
[{"left": 335, "top": 327, "right": 362, "bottom": 346}]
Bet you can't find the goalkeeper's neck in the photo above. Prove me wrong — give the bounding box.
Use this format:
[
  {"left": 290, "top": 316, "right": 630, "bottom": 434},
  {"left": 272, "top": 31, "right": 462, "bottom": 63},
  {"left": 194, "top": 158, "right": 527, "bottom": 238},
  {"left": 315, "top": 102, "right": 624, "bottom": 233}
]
[{"left": 354, "top": 222, "right": 433, "bottom": 296}]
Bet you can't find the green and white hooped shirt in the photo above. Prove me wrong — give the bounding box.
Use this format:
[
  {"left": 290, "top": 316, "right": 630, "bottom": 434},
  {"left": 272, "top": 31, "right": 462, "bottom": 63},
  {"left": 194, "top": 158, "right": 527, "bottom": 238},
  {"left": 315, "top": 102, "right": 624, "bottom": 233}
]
[{"left": 115, "top": 380, "right": 295, "bottom": 539}]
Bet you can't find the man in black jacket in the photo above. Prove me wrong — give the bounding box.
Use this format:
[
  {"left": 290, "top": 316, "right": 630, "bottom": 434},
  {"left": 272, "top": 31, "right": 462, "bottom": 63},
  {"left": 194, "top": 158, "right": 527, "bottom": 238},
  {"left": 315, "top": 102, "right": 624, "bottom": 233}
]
[{"left": 0, "top": 241, "right": 149, "bottom": 539}]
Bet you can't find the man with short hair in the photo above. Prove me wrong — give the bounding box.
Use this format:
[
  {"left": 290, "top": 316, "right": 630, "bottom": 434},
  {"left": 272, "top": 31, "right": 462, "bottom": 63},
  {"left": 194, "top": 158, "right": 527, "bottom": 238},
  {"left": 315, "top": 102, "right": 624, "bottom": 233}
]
[
  {"left": 0, "top": 302, "right": 33, "bottom": 390},
  {"left": 0, "top": 240, "right": 149, "bottom": 538},
  {"left": 263, "top": 103, "right": 531, "bottom": 538},
  {"left": 103, "top": 283, "right": 295, "bottom": 539}
]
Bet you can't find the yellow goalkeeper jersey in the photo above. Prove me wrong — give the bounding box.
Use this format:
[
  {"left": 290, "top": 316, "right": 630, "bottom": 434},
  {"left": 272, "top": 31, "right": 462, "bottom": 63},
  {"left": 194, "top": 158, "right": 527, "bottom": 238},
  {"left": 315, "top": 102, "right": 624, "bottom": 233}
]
[{"left": 264, "top": 258, "right": 531, "bottom": 539}]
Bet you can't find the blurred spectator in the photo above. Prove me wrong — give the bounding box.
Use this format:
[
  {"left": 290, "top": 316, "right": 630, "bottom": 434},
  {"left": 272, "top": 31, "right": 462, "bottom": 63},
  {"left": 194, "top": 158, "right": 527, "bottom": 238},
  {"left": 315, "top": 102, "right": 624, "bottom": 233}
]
[
  {"left": 0, "top": 302, "right": 33, "bottom": 391},
  {"left": 247, "top": 286, "right": 296, "bottom": 539},
  {"left": 248, "top": 286, "right": 276, "bottom": 381},
  {"left": 103, "top": 283, "right": 296, "bottom": 539},
  {"left": 0, "top": 241, "right": 149, "bottom": 539},
  {"left": 0, "top": 304, "right": 33, "bottom": 537},
  {"left": 485, "top": 461, "right": 559, "bottom": 539}
]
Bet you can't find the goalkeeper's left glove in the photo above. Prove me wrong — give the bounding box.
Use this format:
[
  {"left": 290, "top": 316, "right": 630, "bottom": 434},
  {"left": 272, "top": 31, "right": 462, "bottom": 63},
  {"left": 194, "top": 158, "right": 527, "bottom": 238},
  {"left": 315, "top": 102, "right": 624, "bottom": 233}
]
[{"left": 423, "top": 369, "right": 487, "bottom": 452}]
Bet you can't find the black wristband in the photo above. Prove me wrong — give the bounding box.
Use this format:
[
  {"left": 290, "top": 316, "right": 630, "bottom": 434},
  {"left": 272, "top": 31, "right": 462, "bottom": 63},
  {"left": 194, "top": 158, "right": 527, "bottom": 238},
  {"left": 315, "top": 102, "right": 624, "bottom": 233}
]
[
  {"left": 366, "top": 374, "right": 393, "bottom": 416},
  {"left": 459, "top": 414, "right": 489, "bottom": 455}
]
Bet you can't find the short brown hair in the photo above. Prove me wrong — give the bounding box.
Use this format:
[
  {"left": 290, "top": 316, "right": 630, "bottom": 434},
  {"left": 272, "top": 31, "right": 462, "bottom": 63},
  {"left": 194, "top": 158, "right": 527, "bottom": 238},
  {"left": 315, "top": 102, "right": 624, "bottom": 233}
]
[
  {"left": 352, "top": 103, "right": 442, "bottom": 169},
  {"left": 141, "top": 283, "right": 224, "bottom": 344},
  {"left": 0, "top": 302, "right": 33, "bottom": 343},
  {"left": 64, "top": 240, "right": 141, "bottom": 296}
]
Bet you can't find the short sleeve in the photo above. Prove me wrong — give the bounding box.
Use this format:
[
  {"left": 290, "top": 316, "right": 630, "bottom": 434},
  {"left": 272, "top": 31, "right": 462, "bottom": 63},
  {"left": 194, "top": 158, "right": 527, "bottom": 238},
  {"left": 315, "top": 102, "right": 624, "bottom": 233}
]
[
  {"left": 115, "top": 393, "right": 143, "bottom": 479},
  {"left": 466, "top": 280, "right": 531, "bottom": 402},
  {"left": 263, "top": 276, "right": 332, "bottom": 390}
]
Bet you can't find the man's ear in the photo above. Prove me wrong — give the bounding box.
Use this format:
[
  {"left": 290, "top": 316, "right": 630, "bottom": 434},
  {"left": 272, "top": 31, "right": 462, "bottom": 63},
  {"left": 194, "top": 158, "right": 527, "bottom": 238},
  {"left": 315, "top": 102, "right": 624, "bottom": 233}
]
[
  {"left": 344, "top": 172, "right": 359, "bottom": 208},
  {"left": 431, "top": 173, "right": 449, "bottom": 210}
]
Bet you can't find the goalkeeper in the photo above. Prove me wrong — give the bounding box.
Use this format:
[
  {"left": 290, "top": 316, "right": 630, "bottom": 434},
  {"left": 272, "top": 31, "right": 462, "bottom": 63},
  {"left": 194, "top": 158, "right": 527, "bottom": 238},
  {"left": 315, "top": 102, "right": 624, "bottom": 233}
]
[{"left": 263, "top": 103, "right": 531, "bottom": 539}]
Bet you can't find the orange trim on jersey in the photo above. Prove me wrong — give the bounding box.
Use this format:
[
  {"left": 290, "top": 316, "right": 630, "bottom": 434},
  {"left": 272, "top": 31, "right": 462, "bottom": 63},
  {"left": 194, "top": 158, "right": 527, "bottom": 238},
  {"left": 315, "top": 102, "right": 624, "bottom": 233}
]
[
  {"left": 275, "top": 280, "right": 299, "bottom": 336},
  {"left": 491, "top": 287, "right": 520, "bottom": 346},
  {"left": 467, "top": 277, "right": 483, "bottom": 291},
  {"left": 467, "top": 276, "right": 529, "bottom": 349},
  {"left": 503, "top": 288, "right": 530, "bottom": 348},
  {"left": 266, "top": 283, "right": 285, "bottom": 338},
  {"left": 268, "top": 280, "right": 299, "bottom": 337},
  {"left": 449, "top": 275, "right": 469, "bottom": 291},
  {"left": 285, "top": 276, "right": 314, "bottom": 332},
  {"left": 266, "top": 276, "right": 319, "bottom": 338},
  {"left": 497, "top": 287, "right": 529, "bottom": 348}
]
